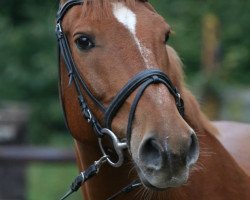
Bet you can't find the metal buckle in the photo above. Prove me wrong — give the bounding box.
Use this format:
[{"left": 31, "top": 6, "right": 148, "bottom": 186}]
[
  {"left": 175, "top": 92, "right": 184, "bottom": 116},
  {"left": 98, "top": 128, "right": 127, "bottom": 167},
  {"left": 94, "top": 155, "right": 108, "bottom": 173},
  {"left": 84, "top": 108, "right": 92, "bottom": 123},
  {"left": 55, "top": 23, "right": 63, "bottom": 39}
]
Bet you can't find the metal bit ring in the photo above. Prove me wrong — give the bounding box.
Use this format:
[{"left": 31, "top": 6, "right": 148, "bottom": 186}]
[{"left": 98, "top": 128, "right": 127, "bottom": 167}]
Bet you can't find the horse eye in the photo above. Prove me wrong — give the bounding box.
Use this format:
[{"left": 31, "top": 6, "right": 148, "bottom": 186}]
[
  {"left": 164, "top": 32, "right": 170, "bottom": 44},
  {"left": 75, "top": 35, "right": 95, "bottom": 51}
]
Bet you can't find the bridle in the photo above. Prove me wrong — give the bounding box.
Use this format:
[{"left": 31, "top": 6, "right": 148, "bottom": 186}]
[{"left": 56, "top": 0, "right": 185, "bottom": 199}]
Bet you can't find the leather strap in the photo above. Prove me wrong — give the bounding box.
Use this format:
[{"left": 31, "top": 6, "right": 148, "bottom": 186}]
[
  {"left": 56, "top": 0, "right": 83, "bottom": 23},
  {"left": 56, "top": 22, "right": 106, "bottom": 112},
  {"left": 104, "top": 69, "right": 184, "bottom": 147},
  {"left": 105, "top": 70, "right": 184, "bottom": 128}
]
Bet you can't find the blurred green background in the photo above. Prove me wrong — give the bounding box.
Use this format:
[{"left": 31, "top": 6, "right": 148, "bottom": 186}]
[{"left": 0, "top": 0, "right": 249, "bottom": 200}]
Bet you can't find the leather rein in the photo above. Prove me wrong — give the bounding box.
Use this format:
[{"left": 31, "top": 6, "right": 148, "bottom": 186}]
[{"left": 56, "top": 0, "right": 185, "bottom": 199}]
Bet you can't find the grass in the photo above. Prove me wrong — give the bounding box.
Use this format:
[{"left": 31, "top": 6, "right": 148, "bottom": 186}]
[
  {"left": 27, "top": 163, "right": 82, "bottom": 200},
  {"left": 27, "top": 135, "right": 82, "bottom": 200}
]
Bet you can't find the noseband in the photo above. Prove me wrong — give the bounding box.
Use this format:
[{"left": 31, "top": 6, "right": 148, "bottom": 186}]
[{"left": 56, "top": 0, "right": 184, "bottom": 198}]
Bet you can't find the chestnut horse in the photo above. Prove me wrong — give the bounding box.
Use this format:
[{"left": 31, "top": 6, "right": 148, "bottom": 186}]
[{"left": 57, "top": 0, "right": 250, "bottom": 199}]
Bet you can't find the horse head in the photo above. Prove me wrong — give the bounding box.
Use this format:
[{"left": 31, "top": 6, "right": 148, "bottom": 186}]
[{"left": 58, "top": 0, "right": 199, "bottom": 191}]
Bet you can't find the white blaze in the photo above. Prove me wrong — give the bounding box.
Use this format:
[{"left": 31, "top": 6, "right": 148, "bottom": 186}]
[
  {"left": 112, "top": 3, "right": 166, "bottom": 106},
  {"left": 112, "top": 3, "right": 153, "bottom": 69},
  {"left": 112, "top": 3, "right": 136, "bottom": 35}
]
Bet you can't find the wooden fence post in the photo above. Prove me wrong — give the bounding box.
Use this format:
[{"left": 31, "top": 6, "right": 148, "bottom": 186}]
[
  {"left": 202, "top": 13, "right": 220, "bottom": 76},
  {"left": 0, "top": 103, "right": 29, "bottom": 200},
  {"left": 200, "top": 13, "right": 221, "bottom": 119}
]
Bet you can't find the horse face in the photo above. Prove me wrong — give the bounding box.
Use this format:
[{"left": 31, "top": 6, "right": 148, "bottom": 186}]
[{"left": 62, "top": 0, "right": 199, "bottom": 190}]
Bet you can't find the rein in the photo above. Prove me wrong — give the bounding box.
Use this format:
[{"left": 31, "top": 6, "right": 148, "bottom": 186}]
[{"left": 56, "top": 0, "right": 185, "bottom": 199}]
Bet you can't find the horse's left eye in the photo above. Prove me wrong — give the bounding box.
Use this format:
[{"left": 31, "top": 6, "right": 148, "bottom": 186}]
[
  {"left": 164, "top": 32, "right": 170, "bottom": 44},
  {"left": 75, "top": 35, "right": 95, "bottom": 51}
]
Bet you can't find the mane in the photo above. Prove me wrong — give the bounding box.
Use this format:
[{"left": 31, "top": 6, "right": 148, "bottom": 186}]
[{"left": 166, "top": 45, "right": 218, "bottom": 136}]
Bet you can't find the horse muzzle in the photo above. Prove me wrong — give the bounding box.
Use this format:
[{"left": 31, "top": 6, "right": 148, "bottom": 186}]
[{"left": 131, "top": 129, "right": 199, "bottom": 189}]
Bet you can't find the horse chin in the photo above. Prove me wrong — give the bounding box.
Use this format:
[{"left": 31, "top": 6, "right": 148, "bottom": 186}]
[{"left": 136, "top": 165, "right": 190, "bottom": 190}]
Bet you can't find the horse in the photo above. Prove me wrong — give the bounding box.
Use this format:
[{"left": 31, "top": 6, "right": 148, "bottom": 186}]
[{"left": 56, "top": 0, "right": 250, "bottom": 199}]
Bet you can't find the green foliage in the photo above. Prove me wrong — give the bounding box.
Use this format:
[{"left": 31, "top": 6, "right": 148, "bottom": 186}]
[
  {"left": 150, "top": 0, "right": 250, "bottom": 84},
  {"left": 0, "top": 0, "right": 64, "bottom": 143},
  {"left": 0, "top": 0, "right": 249, "bottom": 143}
]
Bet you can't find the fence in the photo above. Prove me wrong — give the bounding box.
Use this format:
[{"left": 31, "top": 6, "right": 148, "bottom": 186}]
[
  {"left": 0, "top": 104, "right": 75, "bottom": 200},
  {"left": 0, "top": 146, "right": 75, "bottom": 163}
]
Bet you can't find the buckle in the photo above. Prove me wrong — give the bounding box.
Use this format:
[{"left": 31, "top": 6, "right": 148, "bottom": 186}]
[{"left": 55, "top": 23, "right": 63, "bottom": 39}]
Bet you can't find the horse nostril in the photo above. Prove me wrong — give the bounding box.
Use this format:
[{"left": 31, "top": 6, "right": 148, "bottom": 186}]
[
  {"left": 187, "top": 132, "right": 199, "bottom": 166},
  {"left": 139, "top": 138, "right": 163, "bottom": 171}
]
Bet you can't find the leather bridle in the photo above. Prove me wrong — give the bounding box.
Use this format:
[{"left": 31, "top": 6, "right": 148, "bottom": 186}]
[{"left": 56, "top": 0, "right": 185, "bottom": 199}]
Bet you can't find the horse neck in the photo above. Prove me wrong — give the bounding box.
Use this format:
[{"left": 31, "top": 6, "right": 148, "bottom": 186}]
[
  {"left": 190, "top": 129, "right": 250, "bottom": 199},
  {"left": 72, "top": 90, "right": 250, "bottom": 200},
  {"left": 74, "top": 133, "right": 249, "bottom": 200},
  {"left": 182, "top": 90, "right": 250, "bottom": 198}
]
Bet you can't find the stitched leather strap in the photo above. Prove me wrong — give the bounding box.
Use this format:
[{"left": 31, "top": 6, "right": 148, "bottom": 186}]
[
  {"left": 56, "top": 0, "right": 83, "bottom": 23},
  {"left": 104, "top": 69, "right": 184, "bottom": 147}
]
